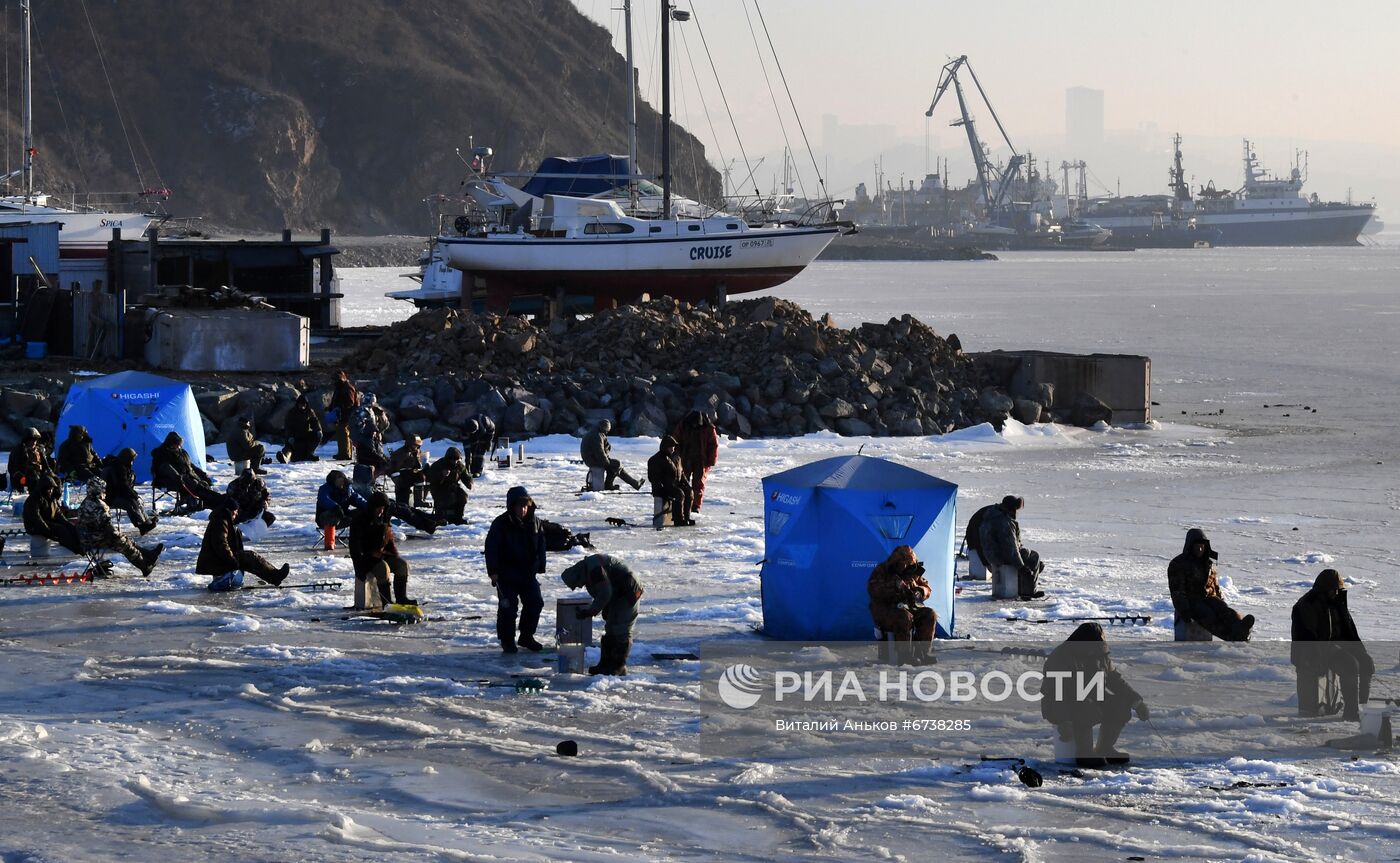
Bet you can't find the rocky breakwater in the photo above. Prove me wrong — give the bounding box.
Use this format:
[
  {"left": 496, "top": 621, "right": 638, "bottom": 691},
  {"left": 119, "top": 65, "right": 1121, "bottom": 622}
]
[{"left": 0, "top": 298, "right": 1110, "bottom": 451}]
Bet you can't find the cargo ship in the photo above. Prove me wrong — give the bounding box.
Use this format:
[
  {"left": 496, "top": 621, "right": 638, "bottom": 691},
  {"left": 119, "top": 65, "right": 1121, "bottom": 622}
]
[{"left": 1083, "top": 135, "right": 1374, "bottom": 246}]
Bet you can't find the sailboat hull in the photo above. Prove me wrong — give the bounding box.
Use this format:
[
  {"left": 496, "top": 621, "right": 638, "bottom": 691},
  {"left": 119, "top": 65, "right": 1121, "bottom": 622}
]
[
  {"left": 440, "top": 226, "right": 838, "bottom": 305},
  {"left": 0, "top": 206, "right": 156, "bottom": 257}
]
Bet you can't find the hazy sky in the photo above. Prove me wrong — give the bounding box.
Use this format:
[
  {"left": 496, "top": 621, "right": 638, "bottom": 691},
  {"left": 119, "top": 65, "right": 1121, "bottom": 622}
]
[{"left": 571, "top": 0, "right": 1400, "bottom": 206}]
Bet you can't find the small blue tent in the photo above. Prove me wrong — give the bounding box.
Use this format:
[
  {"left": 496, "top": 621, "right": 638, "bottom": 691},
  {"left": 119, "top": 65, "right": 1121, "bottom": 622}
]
[
  {"left": 760, "top": 455, "right": 958, "bottom": 640},
  {"left": 55, "top": 371, "right": 206, "bottom": 483}
]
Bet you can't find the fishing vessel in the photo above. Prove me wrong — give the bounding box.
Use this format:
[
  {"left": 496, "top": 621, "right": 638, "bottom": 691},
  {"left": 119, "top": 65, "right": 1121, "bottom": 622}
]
[
  {"left": 399, "top": 1, "right": 843, "bottom": 313},
  {"left": 1084, "top": 135, "right": 1374, "bottom": 246}
]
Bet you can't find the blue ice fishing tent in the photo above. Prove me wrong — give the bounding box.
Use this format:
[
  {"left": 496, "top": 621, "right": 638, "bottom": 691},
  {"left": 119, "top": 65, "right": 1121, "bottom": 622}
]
[
  {"left": 54, "top": 371, "right": 206, "bottom": 483},
  {"left": 760, "top": 455, "right": 958, "bottom": 640}
]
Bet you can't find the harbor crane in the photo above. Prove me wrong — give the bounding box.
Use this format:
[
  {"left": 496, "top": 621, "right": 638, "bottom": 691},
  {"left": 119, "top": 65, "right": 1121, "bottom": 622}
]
[{"left": 924, "top": 55, "right": 1024, "bottom": 218}]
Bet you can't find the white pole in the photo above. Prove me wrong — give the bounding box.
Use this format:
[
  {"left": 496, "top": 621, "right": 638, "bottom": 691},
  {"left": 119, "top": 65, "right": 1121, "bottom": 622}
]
[
  {"left": 21, "top": 0, "right": 33, "bottom": 200},
  {"left": 624, "top": 0, "right": 638, "bottom": 212}
]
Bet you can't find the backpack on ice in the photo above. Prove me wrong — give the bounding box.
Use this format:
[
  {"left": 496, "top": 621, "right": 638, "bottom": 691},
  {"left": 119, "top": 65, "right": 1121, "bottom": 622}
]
[
  {"left": 541, "top": 519, "right": 591, "bottom": 552},
  {"left": 208, "top": 570, "right": 245, "bottom": 592}
]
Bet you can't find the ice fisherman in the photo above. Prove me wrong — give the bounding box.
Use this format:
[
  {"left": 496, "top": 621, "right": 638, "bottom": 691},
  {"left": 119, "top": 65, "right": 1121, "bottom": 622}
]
[
  {"left": 226, "top": 417, "right": 268, "bottom": 474},
  {"left": 56, "top": 425, "right": 103, "bottom": 481},
  {"left": 670, "top": 409, "right": 719, "bottom": 514},
  {"left": 77, "top": 478, "right": 163, "bottom": 576},
  {"left": 1167, "top": 528, "right": 1254, "bottom": 641},
  {"left": 1041, "top": 622, "right": 1150, "bottom": 766},
  {"left": 581, "top": 420, "right": 644, "bottom": 491},
  {"left": 102, "top": 448, "right": 158, "bottom": 535},
  {"left": 978, "top": 495, "right": 1045, "bottom": 599},
  {"left": 560, "top": 553, "right": 644, "bottom": 676},
  {"left": 425, "top": 445, "right": 473, "bottom": 525},
  {"left": 646, "top": 435, "right": 693, "bottom": 527},
  {"left": 867, "top": 545, "right": 937, "bottom": 665},
  {"left": 196, "top": 495, "right": 289, "bottom": 588},
  {"left": 349, "top": 491, "right": 416, "bottom": 608},
  {"left": 1292, "top": 569, "right": 1373, "bottom": 721},
  {"left": 484, "top": 486, "right": 547, "bottom": 654}
]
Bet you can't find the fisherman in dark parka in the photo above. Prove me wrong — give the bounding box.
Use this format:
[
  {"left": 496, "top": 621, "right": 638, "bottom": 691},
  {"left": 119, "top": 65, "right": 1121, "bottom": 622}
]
[
  {"left": 1041, "top": 622, "right": 1149, "bottom": 765},
  {"left": 484, "top": 486, "right": 547, "bottom": 654},
  {"left": 1292, "top": 568, "right": 1373, "bottom": 721},
  {"left": 57, "top": 425, "right": 103, "bottom": 481},
  {"left": 1167, "top": 528, "right": 1254, "bottom": 641}
]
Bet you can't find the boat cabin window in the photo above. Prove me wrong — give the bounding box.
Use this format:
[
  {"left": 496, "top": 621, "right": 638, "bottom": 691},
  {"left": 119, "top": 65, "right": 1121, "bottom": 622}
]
[
  {"left": 726, "top": 223, "right": 739, "bottom": 230},
  {"left": 687, "top": 224, "right": 700, "bottom": 232},
  {"left": 649, "top": 226, "right": 662, "bottom": 233},
  {"left": 583, "top": 222, "right": 635, "bottom": 235}
]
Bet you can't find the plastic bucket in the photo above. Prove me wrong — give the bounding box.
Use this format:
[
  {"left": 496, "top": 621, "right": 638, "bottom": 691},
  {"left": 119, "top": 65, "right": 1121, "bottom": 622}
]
[{"left": 24, "top": 341, "right": 46, "bottom": 359}]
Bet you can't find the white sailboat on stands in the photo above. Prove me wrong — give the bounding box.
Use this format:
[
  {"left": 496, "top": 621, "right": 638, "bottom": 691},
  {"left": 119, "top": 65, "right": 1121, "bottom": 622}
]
[
  {"left": 396, "top": 0, "right": 846, "bottom": 314},
  {"left": 0, "top": 0, "right": 160, "bottom": 260}
]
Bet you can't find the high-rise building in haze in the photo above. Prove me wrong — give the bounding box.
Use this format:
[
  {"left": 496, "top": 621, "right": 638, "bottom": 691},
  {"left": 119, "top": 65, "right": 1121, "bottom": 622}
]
[{"left": 1065, "top": 87, "right": 1104, "bottom": 155}]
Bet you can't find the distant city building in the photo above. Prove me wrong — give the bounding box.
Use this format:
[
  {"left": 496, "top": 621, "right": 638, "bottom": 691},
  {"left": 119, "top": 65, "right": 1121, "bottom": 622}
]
[
  {"left": 823, "top": 114, "right": 901, "bottom": 161},
  {"left": 1065, "top": 87, "right": 1104, "bottom": 155}
]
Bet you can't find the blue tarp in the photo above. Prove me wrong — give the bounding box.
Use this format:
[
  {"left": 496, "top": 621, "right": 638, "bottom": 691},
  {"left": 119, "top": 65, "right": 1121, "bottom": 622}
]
[
  {"left": 760, "top": 455, "right": 958, "bottom": 640},
  {"left": 521, "top": 154, "right": 631, "bottom": 199},
  {"left": 54, "top": 371, "right": 206, "bottom": 484}
]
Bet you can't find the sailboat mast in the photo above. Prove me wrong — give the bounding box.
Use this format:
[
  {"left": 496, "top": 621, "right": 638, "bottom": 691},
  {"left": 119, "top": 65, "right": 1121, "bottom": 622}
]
[
  {"left": 624, "top": 0, "right": 638, "bottom": 212},
  {"left": 20, "top": 0, "right": 33, "bottom": 200},
  {"left": 660, "top": 0, "right": 671, "bottom": 218}
]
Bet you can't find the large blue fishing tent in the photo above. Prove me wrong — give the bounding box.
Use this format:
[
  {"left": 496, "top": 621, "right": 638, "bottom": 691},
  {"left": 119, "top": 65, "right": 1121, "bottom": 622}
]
[
  {"left": 54, "top": 371, "right": 205, "bottom": 483},
  {"left": 760, "top": 455, "right": 958, "bottom": 640}
]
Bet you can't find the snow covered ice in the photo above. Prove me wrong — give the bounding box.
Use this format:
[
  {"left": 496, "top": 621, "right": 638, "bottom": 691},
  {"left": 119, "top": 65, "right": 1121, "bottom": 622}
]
[{"left": 2, "top": 247, "right": 1399, "bottom": 861}]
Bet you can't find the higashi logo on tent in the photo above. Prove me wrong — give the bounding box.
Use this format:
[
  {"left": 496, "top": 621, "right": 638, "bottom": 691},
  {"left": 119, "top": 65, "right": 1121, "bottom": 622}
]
[{"left": 717, "top": 664, "right": 765, "bottom": 710}]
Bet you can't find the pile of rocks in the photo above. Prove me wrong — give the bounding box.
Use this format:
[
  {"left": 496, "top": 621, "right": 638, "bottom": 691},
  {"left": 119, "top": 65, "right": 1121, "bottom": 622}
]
[
  {"left": 338, "top": 296, "right": 1010, "bottom": 441},
  {"left": 0, "top": 297, "right": 1112, "bottom": 451}
]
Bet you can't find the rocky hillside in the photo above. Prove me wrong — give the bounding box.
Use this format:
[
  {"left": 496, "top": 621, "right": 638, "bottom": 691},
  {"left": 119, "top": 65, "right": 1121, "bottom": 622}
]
[{"left": 2, "top": 0, "right": 719, "bottom": 234}]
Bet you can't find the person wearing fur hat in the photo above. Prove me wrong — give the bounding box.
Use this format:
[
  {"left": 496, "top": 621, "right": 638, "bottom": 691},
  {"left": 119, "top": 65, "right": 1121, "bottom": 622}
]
[
  {"left": 646, "top": 435, "right": 693, "bottom": 528},
  {"left": 196, "top": 495, "right": 288, "bottom": 587},
  {"left": 560, "top": 554, "right": 644, "bottom": 675},
  {"left": 484, "top": 486, "right": 547, "bottom": 653},
  {"left": 1292, "top": 569, "right": 1373, "bottom": 720},
  {"left": 349, "top": 492, "right": 414, "bottom": 608},
  {"left": 77, "top": 478, "right": 163, "bottom": 576},
  {"left": 57, "top": 425, "right": 103, "bottom": 482},
  {"left": 102, "top": 448, "right": 157, "bottom": 535},
  {"left": 977, "top": 495, "right": 1045, "bottom": 599},
  {"left": 1041, "top": 622, "right": 1149, "bottom": 767},
  {"left": 1167, "top": 528, "right": 1254, "bottom": 641},
  {"left": 425, "top": 445, "right": 473, "bottom": 524},
  {"left": 868, "top": 545, "right": 937, "bottom": 665}
]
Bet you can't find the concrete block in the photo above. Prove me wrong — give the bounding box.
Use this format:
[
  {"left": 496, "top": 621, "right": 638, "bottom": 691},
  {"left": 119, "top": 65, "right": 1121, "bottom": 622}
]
[
  {"left": 973, "top": 351, "right": 1151, "bottom": 424},
  {"left": 145, "top": 309, "right": 309, "bottom": 372}
]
